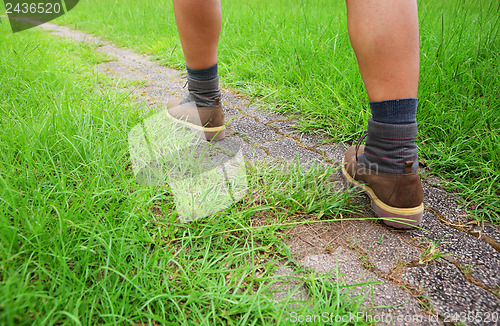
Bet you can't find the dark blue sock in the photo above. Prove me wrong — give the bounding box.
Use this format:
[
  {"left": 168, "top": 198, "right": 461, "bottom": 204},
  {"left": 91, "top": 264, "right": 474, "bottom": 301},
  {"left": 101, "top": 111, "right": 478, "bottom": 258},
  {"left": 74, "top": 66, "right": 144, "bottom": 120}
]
[
  {"left": 370, "top": 98, "right": 417, "bottom": 124},
  {"left": 186, "top": 63, "right": 219, "bottom": 81},
  {"left": 358, "top": 98, "right": 419, "bottom": 174}
]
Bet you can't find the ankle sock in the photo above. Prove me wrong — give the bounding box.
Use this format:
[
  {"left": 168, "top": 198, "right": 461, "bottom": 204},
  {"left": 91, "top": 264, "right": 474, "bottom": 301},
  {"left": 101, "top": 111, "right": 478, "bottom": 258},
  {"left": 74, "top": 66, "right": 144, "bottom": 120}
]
[
  {"left": 181, "top": 63, "right": 221, "bottom": 107},
  {"left": 186, "top": 63, "right": 219, "bottom": 81},
  {"left": 370, "top": 98, "right": 418, "bottom": 124},
  {"left": 358, "top": 98, "right": 419, "bottom": 174}
]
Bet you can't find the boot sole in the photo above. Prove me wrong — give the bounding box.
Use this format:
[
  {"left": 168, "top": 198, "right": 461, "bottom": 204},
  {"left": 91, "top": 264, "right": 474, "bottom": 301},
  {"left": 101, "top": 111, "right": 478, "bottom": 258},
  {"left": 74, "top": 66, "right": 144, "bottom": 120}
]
[
  {"left": 341, "top": 164, "right": 423, "bottom": 229},
  {"left": 166, "top": 110, "right": 225, "bottom": 141}
]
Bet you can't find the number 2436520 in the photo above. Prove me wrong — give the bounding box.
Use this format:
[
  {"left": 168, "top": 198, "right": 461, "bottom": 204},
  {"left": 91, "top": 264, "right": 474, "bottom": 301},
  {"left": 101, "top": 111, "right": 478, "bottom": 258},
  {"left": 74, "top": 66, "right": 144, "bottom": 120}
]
[{"left": 5, "top": 2, "right": 62, "bottom": 15}]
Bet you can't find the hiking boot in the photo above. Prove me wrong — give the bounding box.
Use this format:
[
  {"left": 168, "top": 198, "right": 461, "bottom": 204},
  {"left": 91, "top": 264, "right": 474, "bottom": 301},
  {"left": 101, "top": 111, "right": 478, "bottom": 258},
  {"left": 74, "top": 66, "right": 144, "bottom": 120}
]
[
  {"left": 341, "top": 144, "right": 424, "bottom": 228},
  {"left": 166, "top": 97, "right": 226, "bottom": 141}
]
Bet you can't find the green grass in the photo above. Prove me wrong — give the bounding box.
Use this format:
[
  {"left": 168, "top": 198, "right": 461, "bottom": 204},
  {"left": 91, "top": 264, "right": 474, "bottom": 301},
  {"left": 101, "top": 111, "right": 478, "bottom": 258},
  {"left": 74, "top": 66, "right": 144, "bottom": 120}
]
[
  {"left": 0, "top": 0, "right": 498, "bottom": 322},
  {"left": 54, "top": 0, "right": 500, "bottom": 223},
  {"left": 0, "top": 21, "right": 375, "bottom": 324}
]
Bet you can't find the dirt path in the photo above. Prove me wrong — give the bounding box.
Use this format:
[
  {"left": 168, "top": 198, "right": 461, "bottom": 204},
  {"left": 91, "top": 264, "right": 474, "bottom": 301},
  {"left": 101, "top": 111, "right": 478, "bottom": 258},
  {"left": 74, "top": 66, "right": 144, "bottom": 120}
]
[{"left": 41, "top": 23, "right": 499, "bottom": 325}]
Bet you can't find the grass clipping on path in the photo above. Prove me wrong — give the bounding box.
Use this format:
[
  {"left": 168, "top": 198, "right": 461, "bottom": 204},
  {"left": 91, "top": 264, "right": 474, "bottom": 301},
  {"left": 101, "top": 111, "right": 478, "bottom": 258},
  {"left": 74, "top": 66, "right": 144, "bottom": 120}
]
[{"left": 0, "top": 24, "right": 373, "bottom": 325}]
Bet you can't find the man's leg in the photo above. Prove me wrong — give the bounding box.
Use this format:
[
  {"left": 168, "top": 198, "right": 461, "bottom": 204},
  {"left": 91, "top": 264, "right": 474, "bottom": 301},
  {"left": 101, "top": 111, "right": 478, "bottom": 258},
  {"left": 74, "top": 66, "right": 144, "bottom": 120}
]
[
  {"left": 172, "top": 0, "right": 221, "bottom": 69},
  {"left": 346, "top": 0, "right": 419, "bottom": 101},
  {"left": 168, "top": 0, "right": 225, "bottom": 140},
  {"left": 343, "top": 0, "right": 424, "bottom": 228}
]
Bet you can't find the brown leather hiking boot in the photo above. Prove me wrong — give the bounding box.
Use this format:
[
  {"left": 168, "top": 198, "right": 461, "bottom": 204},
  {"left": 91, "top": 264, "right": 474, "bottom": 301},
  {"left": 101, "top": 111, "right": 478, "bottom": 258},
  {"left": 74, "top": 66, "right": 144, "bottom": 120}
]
[
  {"left": 166, "top": 97, "right": 226, "bottom": 141},
  {"left": 342, "top": 144, "right": 424, "bottom": 228}
]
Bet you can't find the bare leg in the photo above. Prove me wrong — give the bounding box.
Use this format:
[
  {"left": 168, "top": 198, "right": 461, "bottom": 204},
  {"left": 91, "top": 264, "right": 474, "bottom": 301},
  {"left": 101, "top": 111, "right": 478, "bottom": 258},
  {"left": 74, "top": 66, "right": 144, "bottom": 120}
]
[
  {"left": 346, "top": 0, "right": 419, "bottom": 102},
  {"left": 172, "top": 0, "right": 222, "bottom": 69}
]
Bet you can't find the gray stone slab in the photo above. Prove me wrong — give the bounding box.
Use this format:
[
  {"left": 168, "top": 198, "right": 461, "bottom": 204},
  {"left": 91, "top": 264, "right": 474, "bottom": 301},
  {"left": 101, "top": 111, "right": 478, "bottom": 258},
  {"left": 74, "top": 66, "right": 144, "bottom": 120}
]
[
  {"left": 260, "top": 138, "right": 323, "bottom": 165},
  {"left": 299, "top": 249, "right": 434, "bottom": 324},
  {"left": 294, "top": 132, "right": 335, "bottom": 148},
  {"left": 317, "top": 144, "right": 349, "bottom": 164},
  {"left": 338, "top": 220, "right": 422, "bottom": 274},
  {"left": 98, "top": 61, "right": 145, "bottom": 81},
  {"left": 228, "top": 117, "right": 281, "bottom": 144},
  {"left": 220, "top": 100, "right": 242, "bottom": 122},
  {"left": 212, "top": 135, "right": 267, "bottom": 161},
  {"left": 422, "top": 183, "right": 470, "bottom": 225},
  {"left": 407, "top": 209, "right": 500, "bottom": 291},
  {"left": 270, "top": 120, "right": 298, "bottom": 135},
  {"left": 402, "top": 259, "right": 499, "bottom": 326},
  {"left": 143, "top": 88, "right": 179, "bottom": 104}
]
